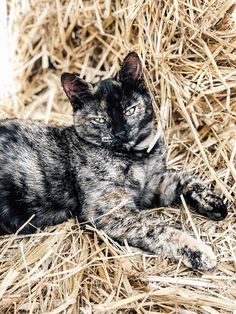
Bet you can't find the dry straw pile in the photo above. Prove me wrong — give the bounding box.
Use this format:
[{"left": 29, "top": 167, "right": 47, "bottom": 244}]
[{"left": 0, "top": 0, "right": 236, "bottom": 313}]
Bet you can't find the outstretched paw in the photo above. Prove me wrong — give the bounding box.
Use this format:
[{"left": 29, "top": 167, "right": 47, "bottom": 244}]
[
  {"left": 185, "top": 183, "right": 228, "bottom": 220},
  {"left": 178, "top": 236, "right": 217, "bottom": 270}
]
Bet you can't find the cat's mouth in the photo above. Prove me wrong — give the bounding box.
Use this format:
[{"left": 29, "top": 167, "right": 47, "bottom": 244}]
[
  {"left": 101, "top": 139, "right": 132, "bottom": 152},
  {"left": 113, "top": 141, "right": 131, "bottom": 152},
  {"left": 101, "top": 130, "right": 159, "bottom": 153}
]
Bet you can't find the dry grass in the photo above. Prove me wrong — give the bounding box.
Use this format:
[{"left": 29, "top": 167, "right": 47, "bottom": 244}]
[{"left": 0, "top": 0, "right": 236, "bottom": 312}]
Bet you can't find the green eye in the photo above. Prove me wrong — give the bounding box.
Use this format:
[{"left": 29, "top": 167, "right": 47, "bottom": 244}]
[
  {"left": 93, "top": 117, "right": 106, "bottom": 123},
  {"left": 125, "top": 106, "right": 136, "bottom": 116}
]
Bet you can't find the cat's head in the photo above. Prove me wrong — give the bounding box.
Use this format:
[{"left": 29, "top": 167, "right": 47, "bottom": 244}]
[{"left": 61, "top": 52, "right": 154, "bottom": 152}]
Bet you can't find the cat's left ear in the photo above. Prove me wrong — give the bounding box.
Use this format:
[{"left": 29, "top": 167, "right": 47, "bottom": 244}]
[
  {"left": 61, "top": 73, "right": 93, "bottom": 110},
  {"left": 118, "top": 52, "right": 144, "bottom": 88}
]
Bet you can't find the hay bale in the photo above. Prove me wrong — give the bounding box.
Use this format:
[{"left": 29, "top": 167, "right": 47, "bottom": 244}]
[{"left": 0, "top": 0, "right": 235, "bottom": 312}]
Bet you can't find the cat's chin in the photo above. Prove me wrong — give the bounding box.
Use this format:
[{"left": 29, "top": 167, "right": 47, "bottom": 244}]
[
  {"left": 103, "top": 142, "right": 135, "bottom": 154},
  {"left": 107, "top": 130, "right": 160, "bottom": 153},
  {"left": 99, "top": 131, "right": 160, "bottom": 153}
]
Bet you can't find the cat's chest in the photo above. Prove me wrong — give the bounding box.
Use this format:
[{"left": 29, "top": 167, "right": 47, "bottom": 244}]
[
  {"left": 80, "top": 148, "right": 159, "bottom": 191},
  {"left": 87, "top": 154, "right": 131, "bottom": 182},
  {"left": 128, "top": 154, "right": 159, "bottom": 186},
  {"left": 128, "top": 163, "right": 146, "bottom": 190},
  {"left": 83, "top": 152, "right": 146, "bottom": 183}
]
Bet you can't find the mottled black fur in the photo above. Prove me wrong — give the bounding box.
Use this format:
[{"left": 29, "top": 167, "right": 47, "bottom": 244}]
[{"left": 0, "top": 52, "right": 227, "bottom": 270}]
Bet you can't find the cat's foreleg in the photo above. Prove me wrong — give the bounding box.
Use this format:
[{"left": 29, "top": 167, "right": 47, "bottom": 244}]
[
  {"left": 95, "top": 209, "right": 216, "bottom": 270},
  {"left": 153, "top": 171, "right": 227, "bottom": 220}
]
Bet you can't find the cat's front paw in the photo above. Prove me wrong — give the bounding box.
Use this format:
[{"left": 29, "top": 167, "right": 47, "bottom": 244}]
[
  {"left": 178, "top": 239, "right": 217, "bottom": 270},
  {"left": 185, "top": 184, "right": 228, "bottom": 221}
]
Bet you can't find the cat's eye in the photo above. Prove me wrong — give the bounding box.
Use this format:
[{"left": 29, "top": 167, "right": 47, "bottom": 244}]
[
  {"left": 125, "top": 106, "right": 136, "bottom": 116},
  {"left": 92, "top": 117, "right": 106, "bottom": 124}
]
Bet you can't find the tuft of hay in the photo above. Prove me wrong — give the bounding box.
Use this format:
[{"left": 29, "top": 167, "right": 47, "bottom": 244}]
[{"left": 0, "top": 0, "right": 236, "bottom": 312}]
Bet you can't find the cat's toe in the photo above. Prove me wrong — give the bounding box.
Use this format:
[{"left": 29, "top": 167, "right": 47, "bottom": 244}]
[
  {"left": 179, "top": 242, "right": 217, "bottom": 270},
  {"left": 185, "top": 183, "right": 228, "bottom": 221},
  {"left": 206, "top": 196, "right": 228, "bottom": 221},
  {"left": 195, "top": 245, "right": 217, "bottom": 270}
]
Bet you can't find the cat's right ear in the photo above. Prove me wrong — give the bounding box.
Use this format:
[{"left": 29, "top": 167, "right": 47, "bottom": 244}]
[
  {"left": 61, "top": 73, "right": 93, "bottom": 110},
  {"left": 117, "top": 52, "right": 144, "bottom": 88}
]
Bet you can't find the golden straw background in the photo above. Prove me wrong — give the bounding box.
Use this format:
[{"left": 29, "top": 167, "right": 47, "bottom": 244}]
[{"left": 0, "top": 0, "right": 236, "bottom": 312}]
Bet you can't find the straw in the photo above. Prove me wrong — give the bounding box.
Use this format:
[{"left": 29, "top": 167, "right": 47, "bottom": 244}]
[{"left": 0, "top": 0, "right": 235, "bottom": 312}]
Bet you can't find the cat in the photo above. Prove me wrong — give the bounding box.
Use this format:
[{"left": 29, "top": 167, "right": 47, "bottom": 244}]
[{"left": 0, "top": 52, "right": 227, "bottom": 270}]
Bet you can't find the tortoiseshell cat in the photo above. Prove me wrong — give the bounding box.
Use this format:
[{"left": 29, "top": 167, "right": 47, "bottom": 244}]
[{"left": 0, "top": 52, "right": 227, "bottom": 270}]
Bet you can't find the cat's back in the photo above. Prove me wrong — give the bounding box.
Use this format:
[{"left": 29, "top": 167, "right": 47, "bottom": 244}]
[
  {"left": 0, "top": 119, "right": 68, "bottom": 157},
  {"left": 0, "top": 119, "right": 78, "bottom": 233},
  {"left": 0, "top": 119, "right": 67, "bottom": 179},
  {"left": 0, "top": 119, "right": 61, "bottom": 149}
]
